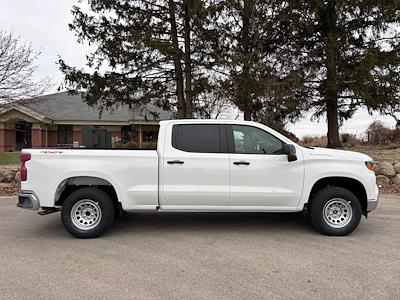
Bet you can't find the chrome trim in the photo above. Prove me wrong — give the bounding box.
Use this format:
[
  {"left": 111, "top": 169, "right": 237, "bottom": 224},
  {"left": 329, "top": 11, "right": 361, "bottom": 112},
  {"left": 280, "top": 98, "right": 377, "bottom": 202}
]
[
  {"left": 367, "top": 184, "right": 379, "bottom": 212},
  {"left": 17, "top": 191, "right": 40, "bottom": 210},
  {"left": 367, "top": 193, "right": 379, "bottom": 212}
]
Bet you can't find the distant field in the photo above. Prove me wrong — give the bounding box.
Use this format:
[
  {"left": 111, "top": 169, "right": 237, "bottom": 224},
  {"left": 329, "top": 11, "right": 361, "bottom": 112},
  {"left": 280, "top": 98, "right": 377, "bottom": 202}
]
[
  {"left": 0, "top": 152, "right": 20, "bottom": 165},
  {"left": 344, "top": 146, "right": 400, "bottom": 164}
]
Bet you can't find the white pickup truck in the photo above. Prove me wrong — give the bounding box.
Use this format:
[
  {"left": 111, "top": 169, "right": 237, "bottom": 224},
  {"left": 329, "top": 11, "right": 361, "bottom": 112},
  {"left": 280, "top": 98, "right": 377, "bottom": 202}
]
[{"left": 17, "top": 119, "right": 379, "bottom": 238}]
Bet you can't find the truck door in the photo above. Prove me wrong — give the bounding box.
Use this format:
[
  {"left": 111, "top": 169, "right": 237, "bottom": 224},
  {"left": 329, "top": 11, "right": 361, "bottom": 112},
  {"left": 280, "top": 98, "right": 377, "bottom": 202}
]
[
  {"left": 159, "top": 123, "right": 230, "bottom": 209},
  {"left": 227, "top": 124, "right": 304, "bottom": 209}
]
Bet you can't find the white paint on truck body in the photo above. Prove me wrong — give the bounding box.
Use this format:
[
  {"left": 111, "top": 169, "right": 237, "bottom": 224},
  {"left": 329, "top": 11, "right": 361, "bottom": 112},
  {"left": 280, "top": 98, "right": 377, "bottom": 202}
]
[
  {"left": 21, "top": 119, "right": 379, "bottom": 212},
  {"left": 23, "top": 149, "right": 159, "bottom": 210}
]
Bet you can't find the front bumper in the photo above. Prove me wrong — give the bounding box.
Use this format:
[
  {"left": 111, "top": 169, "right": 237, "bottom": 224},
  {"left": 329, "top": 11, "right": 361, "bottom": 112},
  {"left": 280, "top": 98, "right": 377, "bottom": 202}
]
[
  {"left": 367, "top": 198, "right": 379, "bottom": 212},
  {"left": 367, "top": 184, "right": 379, "bottom": 212},
  {"left": 17, "top": 191, "right": 40, "bottom": 210}
]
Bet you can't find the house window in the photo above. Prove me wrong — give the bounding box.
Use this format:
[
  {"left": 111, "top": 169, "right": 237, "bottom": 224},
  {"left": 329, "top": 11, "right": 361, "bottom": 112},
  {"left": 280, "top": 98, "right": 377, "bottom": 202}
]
[
  {"left": 121, "top": 125, "right": 135, "bottom": 143},
  {"left": 58, "top": 125, "right": 73, "bottom": 144}
]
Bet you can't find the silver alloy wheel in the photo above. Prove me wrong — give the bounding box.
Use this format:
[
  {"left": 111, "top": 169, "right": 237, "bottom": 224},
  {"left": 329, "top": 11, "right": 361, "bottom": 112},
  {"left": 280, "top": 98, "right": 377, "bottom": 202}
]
[
  {"left": 322, "top": 198, "right": 353, "bottom": 229},
  {"left": 70, "top": 199, "right": 102, "bottom": 230}
]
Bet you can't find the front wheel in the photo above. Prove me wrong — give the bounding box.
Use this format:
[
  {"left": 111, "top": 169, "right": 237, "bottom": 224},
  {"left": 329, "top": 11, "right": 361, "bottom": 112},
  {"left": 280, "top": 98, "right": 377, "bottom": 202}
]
[
  {"left": 309, "top": 187, "right": 362, "bottom": 236},
  {"left": 61, "top": 187, "right": 115, "bottom": 238}
]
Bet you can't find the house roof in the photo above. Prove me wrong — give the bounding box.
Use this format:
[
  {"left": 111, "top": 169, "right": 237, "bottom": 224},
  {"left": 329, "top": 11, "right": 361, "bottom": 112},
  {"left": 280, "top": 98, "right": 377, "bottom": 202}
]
[
  {"left": 0, "top": 105, "right": 53, "bottom": 124},
  {"left": 22, "top": 91, "right": 174, "bottom": 122}
]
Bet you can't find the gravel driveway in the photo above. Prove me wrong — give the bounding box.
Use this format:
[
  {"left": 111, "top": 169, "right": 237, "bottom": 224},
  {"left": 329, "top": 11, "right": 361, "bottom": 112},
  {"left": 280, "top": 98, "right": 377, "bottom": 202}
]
[{"left": 0, "top": 194, "right": 399, "bottom": 299}]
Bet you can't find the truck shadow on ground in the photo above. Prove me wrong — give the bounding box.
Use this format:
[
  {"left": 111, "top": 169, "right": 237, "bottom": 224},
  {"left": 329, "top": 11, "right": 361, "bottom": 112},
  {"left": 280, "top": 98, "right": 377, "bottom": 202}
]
[
  {"left": 110, "top": 211, "right": 317, "bottom": 236},
  {"left": 32, "top": 211, "right": 317, "bottom": 239}
]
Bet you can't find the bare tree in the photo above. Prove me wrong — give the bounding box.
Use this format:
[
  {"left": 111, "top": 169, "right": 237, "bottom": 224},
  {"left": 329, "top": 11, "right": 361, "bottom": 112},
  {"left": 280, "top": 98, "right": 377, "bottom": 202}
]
[
  {"left": 382, "top": 106, "right": 400, "bottom": 129},
  {"left": 194, "top": 90, "right": 238, "bottom": 119},
  {"left": 0, "top": 30, "right": 50, "bottom": 105}
]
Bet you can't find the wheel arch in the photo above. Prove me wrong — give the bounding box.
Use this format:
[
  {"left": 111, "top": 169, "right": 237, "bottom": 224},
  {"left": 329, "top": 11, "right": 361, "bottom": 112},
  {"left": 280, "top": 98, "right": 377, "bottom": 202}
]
[
  {"left": 307, "top": 176, "right": 368, "bottom": 213},
  {"left": 54, "top": 176, "right": 120, "bottom": 211}
]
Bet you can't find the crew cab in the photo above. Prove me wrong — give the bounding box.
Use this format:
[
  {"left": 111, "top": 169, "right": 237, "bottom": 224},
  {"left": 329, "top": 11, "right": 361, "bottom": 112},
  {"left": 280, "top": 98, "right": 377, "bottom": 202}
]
[{"left": 17, "top": 120, "right": 379, "bottom": 238}]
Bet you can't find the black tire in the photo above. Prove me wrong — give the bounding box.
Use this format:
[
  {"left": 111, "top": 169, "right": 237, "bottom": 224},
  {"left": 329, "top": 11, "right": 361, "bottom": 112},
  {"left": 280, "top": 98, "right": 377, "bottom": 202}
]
[
  {"left": 309, "top": 187, "right": 362, "bottom": 236},
  {"left": 61, "top": 187, "right": 115, "bottom": 238}
]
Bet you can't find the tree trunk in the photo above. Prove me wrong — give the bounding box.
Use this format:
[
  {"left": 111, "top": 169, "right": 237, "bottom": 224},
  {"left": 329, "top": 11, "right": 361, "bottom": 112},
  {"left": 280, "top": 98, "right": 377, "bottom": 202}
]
[
  {"left": 243, "top": 109, "right": 252, "bottom": 121},
  {"left": 183, "top": 0, "right": 193, "bottom": 118},
  {"left": 324, "top": 1, "right": 341, "bottom": 148},
  {"left": 168, "top": 0, "right": 186, "bottom": 119},
  {"left": 239, "top": 0, "right": 253, "bottom": 121},
  {"left": 326, "top": 95, "right": 341, "bottom": 148},
  {"left": 326, "top": 36, "right": 340, "bottom": 148}
]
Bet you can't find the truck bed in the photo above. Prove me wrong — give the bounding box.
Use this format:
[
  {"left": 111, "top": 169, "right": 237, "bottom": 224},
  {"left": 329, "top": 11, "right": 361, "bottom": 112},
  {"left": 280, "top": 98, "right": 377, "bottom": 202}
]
[{"left": 21, "top": 149, "right": 159, "bottom": 210}]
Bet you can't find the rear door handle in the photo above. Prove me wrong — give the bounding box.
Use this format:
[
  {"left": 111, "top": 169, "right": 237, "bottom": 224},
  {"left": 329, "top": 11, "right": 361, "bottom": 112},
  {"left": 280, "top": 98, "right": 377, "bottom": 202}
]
[
  {"left": 167, "top": 160, "right": 184, "bottom": 165},
  {"left": 233, "top": 161, "right": 250, "bottom": 166}
]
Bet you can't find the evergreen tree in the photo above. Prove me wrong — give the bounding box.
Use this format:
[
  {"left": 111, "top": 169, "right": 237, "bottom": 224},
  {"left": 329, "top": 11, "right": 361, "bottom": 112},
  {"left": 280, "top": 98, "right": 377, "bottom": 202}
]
[
  {"left": 59, "top": 0, "right": 217, "bottom": 118},
  {"left": 212, "top": 0, "right": 308, "bottom": 128},
  {"left": 275, "top": 0, "right": 400, "bottom": 147}
]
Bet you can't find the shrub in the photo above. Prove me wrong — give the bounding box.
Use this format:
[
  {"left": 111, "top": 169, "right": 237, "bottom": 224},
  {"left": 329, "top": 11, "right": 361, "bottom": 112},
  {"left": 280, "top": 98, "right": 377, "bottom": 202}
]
[
  {"left": 114, "top": 141, "right": 138, "bottom": 149},
  {"left": 366, "top": 121, "right": 400, "bottom": 147},
  {"left": 300, "top": 133, "right": 362, "bottom": 147},
  {"left": 300, "top": 135, "right": 328, "bottom": 147},
  {"left": 114, "top": 141, "right": 157, "bottom": 149},
  {"left": 341, "top": 133, "right": 361, "bottom": 147},
  {"left": 142, "top": 141, "right": 157, "bottom": 149}
]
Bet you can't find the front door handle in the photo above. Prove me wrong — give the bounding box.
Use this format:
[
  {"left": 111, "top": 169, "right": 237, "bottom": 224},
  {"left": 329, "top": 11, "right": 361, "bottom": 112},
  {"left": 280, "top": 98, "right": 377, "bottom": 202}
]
[
  {"left": 167, "top": 160, "right": 184, "bottom": 165},
  {"left": 233, "top": 161, "right": 250, "bottom": 166}
]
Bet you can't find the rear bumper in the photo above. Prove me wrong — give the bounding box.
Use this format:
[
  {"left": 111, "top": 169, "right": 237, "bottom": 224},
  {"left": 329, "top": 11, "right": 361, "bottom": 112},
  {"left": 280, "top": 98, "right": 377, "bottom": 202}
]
[{"left": 17, "top": 191, "right": 40, "bottom": 210}]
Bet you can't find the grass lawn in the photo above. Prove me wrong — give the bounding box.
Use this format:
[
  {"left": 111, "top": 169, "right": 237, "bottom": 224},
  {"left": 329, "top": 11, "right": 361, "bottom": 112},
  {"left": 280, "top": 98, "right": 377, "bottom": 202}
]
[{"left": 0, "top": 152, "right": 20, "bottom": 165}]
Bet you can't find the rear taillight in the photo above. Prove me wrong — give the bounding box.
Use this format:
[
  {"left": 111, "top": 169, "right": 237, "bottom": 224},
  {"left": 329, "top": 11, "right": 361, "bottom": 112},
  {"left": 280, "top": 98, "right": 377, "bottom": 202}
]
[{"left": 20, "top": 153, "right": 31, "bottom": 182}]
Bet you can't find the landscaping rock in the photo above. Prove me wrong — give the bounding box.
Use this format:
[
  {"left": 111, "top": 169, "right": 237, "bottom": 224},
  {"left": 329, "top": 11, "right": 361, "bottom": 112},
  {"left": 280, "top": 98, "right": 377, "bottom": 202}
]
[
  {"left": 393, "top": 163, "right": 400, "bottom": 174},
  {"left": 377, "top": 161, "right": 396, "bottom": 177},
  {"left": 391, "top": 174, "right": 400, "bottom": 185},
  {"left": 0, "top": 166, "right": 19, "bottom": 183},
  {"left": 2, "top": 170, "right": 15, "bottom": 183},
  {"left": 14, "top": 170, "right": 21, "bottom": 182},
  {"left": 376, "top": 175, "right": 390, "bottom": 185}
]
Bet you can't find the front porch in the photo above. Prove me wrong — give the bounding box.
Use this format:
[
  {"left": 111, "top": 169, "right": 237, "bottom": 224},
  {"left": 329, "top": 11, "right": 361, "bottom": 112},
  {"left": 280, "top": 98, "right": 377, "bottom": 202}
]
[{"left": 0, "top": 106, "right": 52, "bottom": 152}]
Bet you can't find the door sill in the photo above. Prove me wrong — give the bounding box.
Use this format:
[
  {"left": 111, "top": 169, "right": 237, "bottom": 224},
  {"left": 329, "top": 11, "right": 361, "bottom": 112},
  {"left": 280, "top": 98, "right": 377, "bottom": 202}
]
[{"left": 158, "top": 206, "right": 300, "bottom": 213}]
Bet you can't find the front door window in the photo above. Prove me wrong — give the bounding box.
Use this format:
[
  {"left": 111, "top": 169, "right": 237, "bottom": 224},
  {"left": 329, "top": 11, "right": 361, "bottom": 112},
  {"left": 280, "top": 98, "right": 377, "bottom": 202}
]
[{"left": 231, "top": 125, "right": 284, "bottom": 155}]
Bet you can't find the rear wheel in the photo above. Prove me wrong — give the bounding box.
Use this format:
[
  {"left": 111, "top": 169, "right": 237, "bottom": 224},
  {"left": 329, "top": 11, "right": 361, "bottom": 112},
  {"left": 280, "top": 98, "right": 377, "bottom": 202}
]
[
  {"left": 61, "top": 187, "right": 115, "bottom": 238},
  {"left": 309, "top": 187, "right": 362, "bottom": 236}
]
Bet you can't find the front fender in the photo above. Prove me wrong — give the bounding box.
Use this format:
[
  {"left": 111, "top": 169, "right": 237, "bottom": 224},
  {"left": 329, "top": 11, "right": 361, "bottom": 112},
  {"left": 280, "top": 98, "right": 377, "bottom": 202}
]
[{"left": 298, "top": 160, "right": 376, "bottom": 209}]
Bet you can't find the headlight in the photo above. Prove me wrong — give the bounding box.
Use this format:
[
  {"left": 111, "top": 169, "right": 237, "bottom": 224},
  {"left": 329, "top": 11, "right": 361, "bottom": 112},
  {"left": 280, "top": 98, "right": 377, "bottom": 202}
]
[{"left": 365, "top": 161, "right": 374, "bottom": 171}]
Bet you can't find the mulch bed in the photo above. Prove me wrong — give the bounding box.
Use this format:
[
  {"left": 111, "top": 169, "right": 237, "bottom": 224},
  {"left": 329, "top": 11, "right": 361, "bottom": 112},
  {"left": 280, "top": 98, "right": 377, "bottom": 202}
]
[
  {"left": 379, "top": 183, "right": 400, "bottom": 194},
  {"left": 0, "top": 183, "right": 20, "bottom": 196}
]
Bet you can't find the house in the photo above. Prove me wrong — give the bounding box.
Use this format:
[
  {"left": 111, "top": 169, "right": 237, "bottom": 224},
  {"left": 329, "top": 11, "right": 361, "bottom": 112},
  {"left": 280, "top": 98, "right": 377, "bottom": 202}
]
[{"left": 0, "top": 92, "right": 173, "bottom": 152}]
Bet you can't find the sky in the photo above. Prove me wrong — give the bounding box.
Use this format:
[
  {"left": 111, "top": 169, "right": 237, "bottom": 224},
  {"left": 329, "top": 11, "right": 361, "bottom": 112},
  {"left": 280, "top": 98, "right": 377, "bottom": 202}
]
[{"left": 0, "top": 0, "right": 396, "bottom": 138}]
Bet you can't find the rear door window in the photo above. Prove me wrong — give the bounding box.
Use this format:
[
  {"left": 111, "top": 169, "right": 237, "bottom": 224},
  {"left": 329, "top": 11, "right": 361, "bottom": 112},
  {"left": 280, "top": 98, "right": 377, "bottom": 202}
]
[{"left": 172, "top": 124, "right": 226, "bottom": 153}]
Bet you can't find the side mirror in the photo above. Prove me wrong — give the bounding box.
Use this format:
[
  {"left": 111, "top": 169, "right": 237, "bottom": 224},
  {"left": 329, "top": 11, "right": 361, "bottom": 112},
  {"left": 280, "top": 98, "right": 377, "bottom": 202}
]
[{"left": 283, "top": 144, "right": 297, "bottom": 162}]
